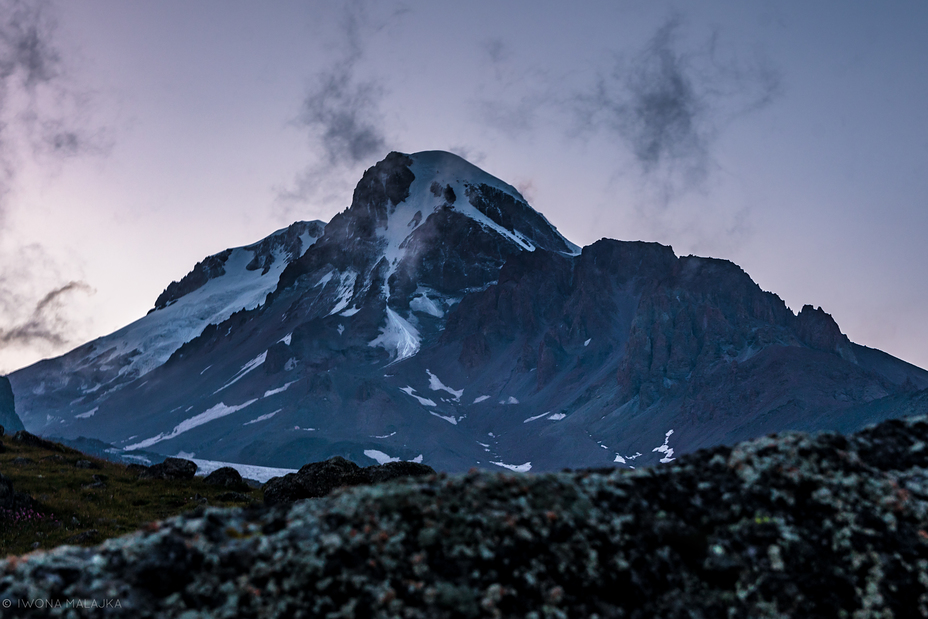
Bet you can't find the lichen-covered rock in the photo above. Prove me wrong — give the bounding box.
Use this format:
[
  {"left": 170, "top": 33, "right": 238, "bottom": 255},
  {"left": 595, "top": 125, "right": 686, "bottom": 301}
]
[
  {"left": 3, "top": 416, "right": 928, "bottom": 617},
  {"left": 263, "top": 456, "right": 435, "bottom": 506},
  {"left": 138, "top": 457, "right": 197, "bottom": 481}
]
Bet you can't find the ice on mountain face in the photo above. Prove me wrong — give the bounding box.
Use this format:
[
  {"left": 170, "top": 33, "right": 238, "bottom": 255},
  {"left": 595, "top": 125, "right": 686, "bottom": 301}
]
[
  {"left": 427, "top": 369, "right": 463, "bottom": 400},
  {"left": 373, "top": 431, "right": 397, "bottom": 439},
  {"left": 337, "top": 324, "right": 344, "bottom": 335},
  {"left": 652, "top": 430, "right": 676, "bottom": 463},
  {"left": 215, "top": 351, "right": 267, "bottom": 394},
  {"left": 411, "top": 455, "right": 423, "bottom": 463},
  {"left": 263, "top": 380, "right": 298, "bottom": 398},
  {"left": 364, "top": 450, "right": 399, "bottom": 465},
  {"left": 370, "top": 308, "right": 420, "bottom": 362},
  {"left": 400, "top": 386, "right": 436, "bottom": 407},
  {"left": 614, "top": 455, "right": 626, "bottom": 464},
  {"left": 473, "top": 395, "right": 491, "bottom": 404},
  {"left": 547, "top": 413, "right": 566, "bottom": 421},
  {"left": 499, "top": 396, "right": 519, "bottom": 405},
  {"left": 584, "top": 338, "right": 591, "bottom": 347},
  {"left": 191, "top": 458, "right": 296, "bottom": 483},
  {"left": 429, "top": 411, "right": 458, "bottom": 425},
  {"left": 340, "top": 307, "right": 360, "bottom": 317},
  {"left": 410, "top": 292, "right": 444, "bottom": 318},
  {"left": 74, "top": 407, "right": 98, "bottom": 419},
  {"left": 326, "top": 271, "right": 358, "bottom": 316},
  {"left": 78, "top": 227, "right": 322, "bottom": 384},
  {"left": 279, "top": 333, "right": 292, "bottom": 346},
  {"left": 491, "top": 461, "right": 532, "bottom": 473},
  {"left": 125, "top": 399, "right": 258, "bottom": 451},
  {"left": 200, "top": 365, "right": 212, "bottom": 375},
  {"left": 243, "top": 410, "right": 280, "bottom": 425}
]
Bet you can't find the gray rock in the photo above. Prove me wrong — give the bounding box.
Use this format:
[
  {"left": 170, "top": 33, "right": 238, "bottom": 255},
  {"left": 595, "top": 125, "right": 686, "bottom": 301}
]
[
  {"left": 139, "top": 457, "right": 197, "bottom": 480},
  {"left": 203, "top": 466, "right": 246, "bottom": 490},
  {"left": 263, "top": 456, "right": 435, "bottom": 506}
]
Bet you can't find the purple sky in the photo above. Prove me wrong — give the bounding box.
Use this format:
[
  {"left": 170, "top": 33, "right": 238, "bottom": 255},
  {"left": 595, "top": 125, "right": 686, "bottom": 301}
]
[{"left": 1, "top": 1, "right": 927, "bottom": 373}]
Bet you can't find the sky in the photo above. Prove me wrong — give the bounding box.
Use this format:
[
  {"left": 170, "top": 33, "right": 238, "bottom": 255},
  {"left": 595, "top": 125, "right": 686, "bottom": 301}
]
[{"left": 1, "top": 0, "right": 927, "bottom": 374}]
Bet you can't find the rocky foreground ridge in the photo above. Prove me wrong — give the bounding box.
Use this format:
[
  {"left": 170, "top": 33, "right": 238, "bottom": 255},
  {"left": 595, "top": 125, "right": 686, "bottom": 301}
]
[{"left": 3, "top": 415, "right": 928, "bottom": 618}]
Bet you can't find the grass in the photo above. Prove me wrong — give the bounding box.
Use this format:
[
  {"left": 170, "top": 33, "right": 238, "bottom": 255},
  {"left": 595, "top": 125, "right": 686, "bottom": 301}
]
[{"left": 0, "top": 436, "right": 260, "bottom": 557}]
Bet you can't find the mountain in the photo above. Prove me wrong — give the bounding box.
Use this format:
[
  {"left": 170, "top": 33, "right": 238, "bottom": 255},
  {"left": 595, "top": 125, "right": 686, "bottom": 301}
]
[
  {"left": 0, "top": 375, "right": 25, "bottom": 433},
  {"left": 8, "top": 151, "right": 928, "bottom": 473}
]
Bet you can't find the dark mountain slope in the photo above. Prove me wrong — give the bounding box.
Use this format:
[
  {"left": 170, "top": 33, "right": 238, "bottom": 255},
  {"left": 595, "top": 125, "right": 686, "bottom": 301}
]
[{"left": 6, "top": 151, "right": 928, "bottom": 475}]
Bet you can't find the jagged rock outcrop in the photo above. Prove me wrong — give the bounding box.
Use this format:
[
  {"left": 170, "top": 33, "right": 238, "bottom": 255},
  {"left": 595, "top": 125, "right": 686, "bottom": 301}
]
[
  {"left": 152, "top": 249, "right": 233, "bottom": 311},
  {"left": 0, "top": 376, "right": 24, "bottom": 434}
]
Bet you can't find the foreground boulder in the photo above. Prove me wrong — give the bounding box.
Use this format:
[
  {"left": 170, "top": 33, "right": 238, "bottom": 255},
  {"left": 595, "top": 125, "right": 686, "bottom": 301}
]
[
  {"left": 138, "top": 457, "right": 197, "bottom": 480},
  {"left": 4, "top": 416, "right": 928, "bottom": 617},
  {"left": 263, "top": 456, "right": 435, "bottom": 506},
  {"left": 203, "top": 466, "right": 247, "bottom": 490}
]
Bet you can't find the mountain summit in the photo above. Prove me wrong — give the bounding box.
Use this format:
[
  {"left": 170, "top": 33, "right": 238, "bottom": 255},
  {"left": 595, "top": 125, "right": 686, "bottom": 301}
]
[{"left": 8, "top": 151, "right": 928, "bottom": 472}]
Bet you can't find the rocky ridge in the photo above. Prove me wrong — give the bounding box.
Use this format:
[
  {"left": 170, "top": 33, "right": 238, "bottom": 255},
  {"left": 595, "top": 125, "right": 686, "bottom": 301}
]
[{"left": 3, "top": 415, "right": 928, "bottom": 617}]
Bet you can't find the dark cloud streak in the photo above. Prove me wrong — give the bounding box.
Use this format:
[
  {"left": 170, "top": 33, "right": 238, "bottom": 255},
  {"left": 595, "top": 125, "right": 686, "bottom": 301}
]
[
  {"left": 278, "top": 1, "right": 405, "bottom": 212},
  {"left": 576, "top": 16, "right": 781, "bottom": 195},
  {"left": 0, "top": 0, "right": 108, "bottom": 371},
  {"left": 0, "top": 280, "right": 93, "bottom": 349}
]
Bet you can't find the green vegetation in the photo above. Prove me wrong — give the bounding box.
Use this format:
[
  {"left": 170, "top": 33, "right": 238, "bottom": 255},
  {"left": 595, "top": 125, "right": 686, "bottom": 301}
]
[{"left": 0, "top": 437, "right": 259, "bottom": 557}]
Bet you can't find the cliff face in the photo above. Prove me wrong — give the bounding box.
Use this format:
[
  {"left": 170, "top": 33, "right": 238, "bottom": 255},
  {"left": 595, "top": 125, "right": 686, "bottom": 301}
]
[{"left": 0, "top": 375, "right": 24, "bottom": 433}]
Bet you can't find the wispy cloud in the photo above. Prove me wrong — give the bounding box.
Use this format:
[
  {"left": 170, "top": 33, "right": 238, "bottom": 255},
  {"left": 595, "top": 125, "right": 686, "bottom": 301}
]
[
  {"left": 0, "top": 280, "right": 93, "bottom": 349},
  {"left": 575, "top": 15, "right": 781, "bottom": 202},
  {"left": 0, "top": 0, "right": 107, "bottom": 372},
  {"left": 278, "top": 1, "right": 408, "bottom": 216}
]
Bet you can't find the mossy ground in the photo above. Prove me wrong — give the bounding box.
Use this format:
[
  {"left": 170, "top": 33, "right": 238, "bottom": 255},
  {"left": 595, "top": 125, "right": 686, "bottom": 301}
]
[{"left": 0, "top": 438, "right": 259, "bottom": 556}]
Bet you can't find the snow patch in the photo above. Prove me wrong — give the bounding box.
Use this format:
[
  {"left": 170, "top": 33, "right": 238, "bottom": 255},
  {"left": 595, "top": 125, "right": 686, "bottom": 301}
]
[
  {"left": 337, "top": 324, "right": 344, "bottom": 335},
  {"left": 326, "top": 270, "right": 358, "bottom": 316},
  {"left": 74, "top": 407, "right": 98, "bottom": 419},
  {"left": 263, "top": 380, "right": 298, "bottom": 398},
  {"left": 364, "top": 449, "right": 399, "bottom": 465},
  {"left": 473, "top": 395, "right": 491, "bottom": 404},
  {"left": 214, "top": 351, "right": 267, "bottom": 394},
  {"left": 652, "top": 429, "right": 676, "bottom": 463},
  {"left": 400, "top": 386, "right": 437, "bottom": 407},
  {"left": 410, "top": 293, "right": 444, "bottom": 318},
  {"left": 190, "top": 458, "right": 297, "bottom": 484},
  {"left": 426, "top": 369, "right": 463, "bottom": 400},
  {"left": 584, "top": 338, "right": 591, "bottom": 347},
  {"left": 125, "top": 399, "right": 258, "bottom": 451},
  {"left": 429, "top": 411, "right": 458, "bottom": 425},
  {"left": 522, "top": 411, "right": 550, "bottom": 424},
  {"left": 547, "top": 413, "right": 566, "bottom": 421},
  {"left": 279, "top": 333, "right": 292, "bottom": 346},
  {"left": 491, "top": 461, "right": 532, "bottom": 473},
  {"left": 370, "top": 308, "right": 420, "bottom": 362},
  {"left": 243, "top": 410, "right": 280, "bottom": 425},
  {"left": 499, "top": 396, "right": 519, "bottom": 405}
]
